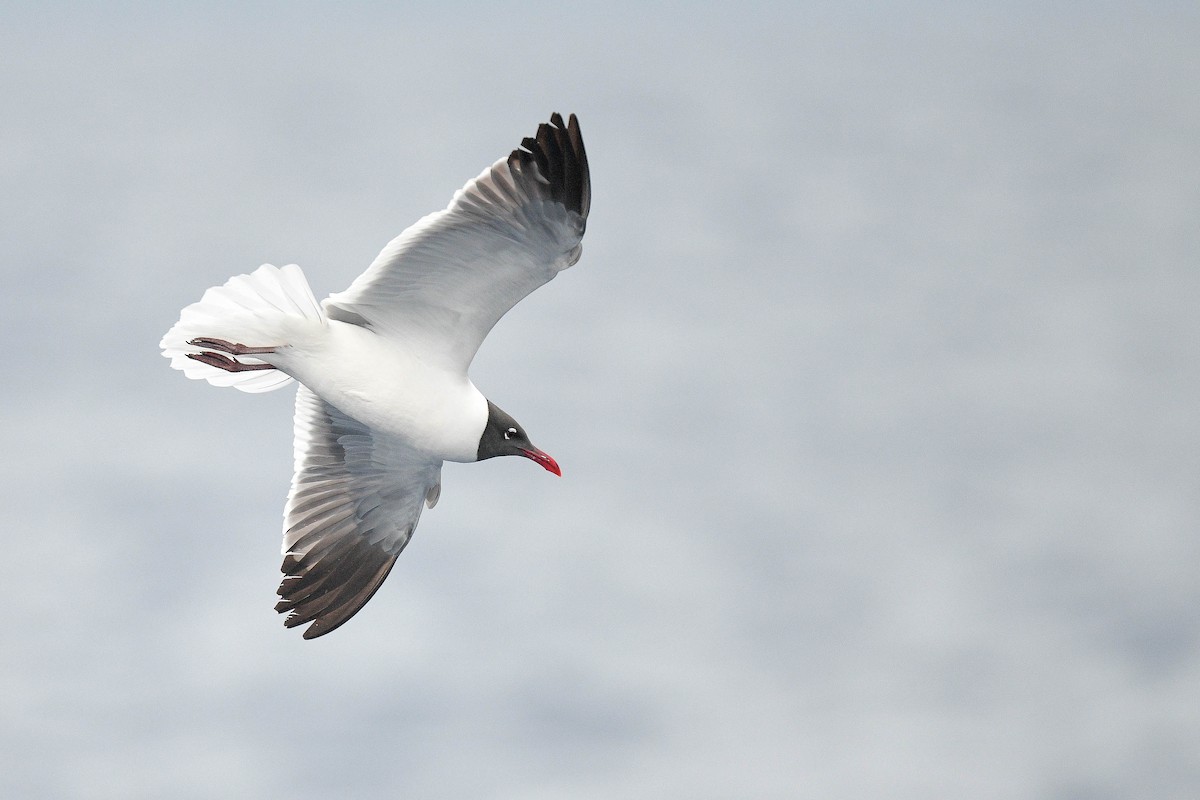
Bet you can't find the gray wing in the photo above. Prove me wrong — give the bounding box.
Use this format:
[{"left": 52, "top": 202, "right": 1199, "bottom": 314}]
[
  {"left": 275, "top": 386, "right": 442, "bottom": 639},
  {"left": 322, "top": 113, "right": 590, "bottom": 375}
]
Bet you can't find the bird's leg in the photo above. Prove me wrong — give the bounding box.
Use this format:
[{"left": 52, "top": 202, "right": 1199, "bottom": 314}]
[
  {"left": 185, "top": 338, "right": 279, "bottom": 372},
  {"left": 187, "top": 337, "right": 278, "bottom": 356},
  {"left": 186, "top": 351, "right": 276, "bottom": 372}
]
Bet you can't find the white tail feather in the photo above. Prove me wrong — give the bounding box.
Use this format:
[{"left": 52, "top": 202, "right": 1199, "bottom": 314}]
[{"left": 161, "top": 264, "right": 325, "bottom": 393}]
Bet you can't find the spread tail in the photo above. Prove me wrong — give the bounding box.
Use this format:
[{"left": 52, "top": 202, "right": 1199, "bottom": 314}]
[{"left": 160, "top": 264, "right": 325, "bottom": 393}]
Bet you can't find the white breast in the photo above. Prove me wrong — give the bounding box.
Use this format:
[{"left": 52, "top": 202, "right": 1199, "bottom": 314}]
[{"left": 272, "top": 320, "right": 489, "bottom": 463}]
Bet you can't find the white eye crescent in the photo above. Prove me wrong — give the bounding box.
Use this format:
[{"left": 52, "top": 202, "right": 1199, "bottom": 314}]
[{"left": 504, "top": 427, "right": 518, "bottom": 440}]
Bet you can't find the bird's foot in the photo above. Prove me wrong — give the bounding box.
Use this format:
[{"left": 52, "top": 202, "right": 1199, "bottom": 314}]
[
  {"left": 187, "top": 337, "right": 278, "bottom": 356},
  {"left": 185, "top": 338, "right": 278, "bottom": 372},
  {"left": 186, "top": 350, "right": 276, "bottom": 372}
]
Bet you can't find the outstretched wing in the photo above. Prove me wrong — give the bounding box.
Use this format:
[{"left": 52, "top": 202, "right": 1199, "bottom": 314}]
[
  {"left": 275, "top": 386, "right": 442, "bottom": 639},
  {"left": 322, "top": 112, "right": 590, "bottom": 375}
]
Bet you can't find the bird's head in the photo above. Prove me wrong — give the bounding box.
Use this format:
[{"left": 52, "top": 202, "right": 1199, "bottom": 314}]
[{"left": 476, "top": 401, "right": 561, "bottom": 476}]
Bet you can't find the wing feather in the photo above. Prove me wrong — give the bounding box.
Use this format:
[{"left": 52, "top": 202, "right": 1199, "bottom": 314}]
[
  {"left": 322, "top": 113, "right": 590, "bottom": 374},
  {"left": 276, "top": 386, "right": 441, "bottom": 639}
]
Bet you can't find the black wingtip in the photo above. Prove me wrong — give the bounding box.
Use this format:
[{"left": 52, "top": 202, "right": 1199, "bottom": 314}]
[
  {"left": 508, "top": 112, "right": 590, "bottom": 220},
  {"left": 275, "top": 538, "right": 399, "bottom": 640}
]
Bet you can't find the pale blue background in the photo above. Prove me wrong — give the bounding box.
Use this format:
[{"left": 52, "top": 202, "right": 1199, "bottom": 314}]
[{"left": 2, "top": 3, "right": 1198, "bottom": 798}]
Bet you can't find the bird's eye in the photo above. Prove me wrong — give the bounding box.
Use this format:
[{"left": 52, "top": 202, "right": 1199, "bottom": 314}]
[{"left": 504, "top": 427, "right": 518, "bottom": 440}]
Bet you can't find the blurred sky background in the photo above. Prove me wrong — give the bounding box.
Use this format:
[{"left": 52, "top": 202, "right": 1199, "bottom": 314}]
[{"left": 2, "top": 2, "right": 1198, "bottom": 798}]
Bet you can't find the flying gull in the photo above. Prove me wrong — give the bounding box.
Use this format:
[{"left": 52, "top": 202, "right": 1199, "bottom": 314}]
[{"left": 161, "top": 113, "right": 590, "bottom": 639}]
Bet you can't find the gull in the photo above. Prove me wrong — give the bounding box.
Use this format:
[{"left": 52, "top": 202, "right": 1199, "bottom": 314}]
[{"left": 161, "top": 113, "right": 590, "bottom": 639}]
